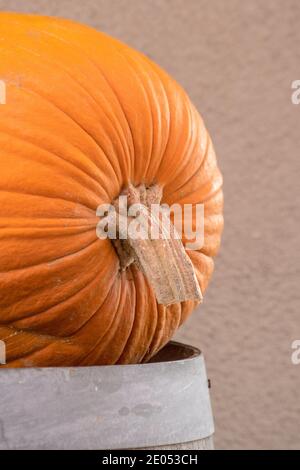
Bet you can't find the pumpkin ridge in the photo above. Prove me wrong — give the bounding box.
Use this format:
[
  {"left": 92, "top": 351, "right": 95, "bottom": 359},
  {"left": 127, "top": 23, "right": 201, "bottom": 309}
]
[
  {"left": 168, "top": 131, "right": 211, "bottom": 198},
  {"left": 29, "top": 23, "right": 137, "bottom": 180},
  {"left": 67, "top": 271, "right": 121, "bottom": 341},
  {"left": 0, "top": 125, "right": 112, "bottom": 197},
  {"left": 113, "top": 269, "right": 137, "bottom": 364},
  {"left": 126, "top": 50, "right": 173, "bottom": 181},
  {"left": 0, "top": 218, "right": 97, "bottom": 229},
  {"left": 115, "top": 265, "right": 147, "bottom": 364},
  {"left": 111, "top": 46, "right": 158, "bottom": 180},
  {"left": 77, "top": 277, "right": 125, "bottom": 365},
  {"left": 141, "top": 303, "right": 168, "bottom": 363},
  {"left": 160, "top": 105, "right": 200, "bottom": 192},
  {"left": 0, "top": 239, "right": 99, "bottom": 275},
  {"left": 13, "top": 40, "right": 132, "bottom": 183},
  {"left": 7, "top": 244, "right": 115, "bottom": 326},
  {"left": 0, "top": 188, "right": 97, "bottom": 215},
  {"left": 2, "top": 324, "right": 72, "bottom": 343},
  {"left": 17, "top": 87, "right": 123, "bottom": 189}
]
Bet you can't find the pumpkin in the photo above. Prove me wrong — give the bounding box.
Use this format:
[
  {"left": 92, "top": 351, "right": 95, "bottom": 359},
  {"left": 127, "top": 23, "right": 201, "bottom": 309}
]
[{"left": 0, "top": 12, "right": 223, "bottom": 367}]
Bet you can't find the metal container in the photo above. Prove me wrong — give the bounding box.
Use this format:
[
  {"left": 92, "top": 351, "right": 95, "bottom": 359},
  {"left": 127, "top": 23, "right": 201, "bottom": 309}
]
[{"left": 0, "top": 341, "right": 214, "bottom": 450}]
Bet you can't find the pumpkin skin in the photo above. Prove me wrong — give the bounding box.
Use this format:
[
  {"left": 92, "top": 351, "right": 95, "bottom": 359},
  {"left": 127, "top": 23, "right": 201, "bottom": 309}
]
[{"left": 0, "top": 12, "right": 223, "bottom": 367}]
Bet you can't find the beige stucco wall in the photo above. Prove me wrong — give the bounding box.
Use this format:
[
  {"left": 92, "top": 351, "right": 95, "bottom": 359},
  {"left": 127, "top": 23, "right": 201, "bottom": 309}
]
[{"left": 1, "top": 0, "right": 299, "bottom": 450}]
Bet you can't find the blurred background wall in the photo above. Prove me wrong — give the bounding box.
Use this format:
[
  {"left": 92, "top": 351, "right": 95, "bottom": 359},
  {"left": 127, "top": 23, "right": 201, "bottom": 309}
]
[{"left": 1, "top": 0, "right": 299, "bottom": 450}]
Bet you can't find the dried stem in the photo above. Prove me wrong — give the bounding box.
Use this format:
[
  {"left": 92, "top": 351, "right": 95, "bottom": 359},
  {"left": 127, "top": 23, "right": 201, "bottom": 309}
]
[{"left": 103, "top": 183, "right": 202, "bottom": 306}]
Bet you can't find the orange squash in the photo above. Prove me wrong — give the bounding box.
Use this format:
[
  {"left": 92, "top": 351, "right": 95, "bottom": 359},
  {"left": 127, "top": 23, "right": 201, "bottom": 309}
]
[{"left": 0, "top": 12, "right": 223, "bottom": 367}]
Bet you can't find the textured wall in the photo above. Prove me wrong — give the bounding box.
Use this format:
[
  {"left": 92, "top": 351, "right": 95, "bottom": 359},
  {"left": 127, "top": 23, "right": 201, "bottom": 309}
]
[{"left": 0, "top": 0, "right": 299, "bottom": 450}]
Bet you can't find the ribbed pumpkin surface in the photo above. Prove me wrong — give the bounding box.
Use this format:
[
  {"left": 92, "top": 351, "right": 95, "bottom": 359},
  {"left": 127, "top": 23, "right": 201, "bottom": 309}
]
[{"left": 0, "top": 13, "right": 223, "bottom": 367}]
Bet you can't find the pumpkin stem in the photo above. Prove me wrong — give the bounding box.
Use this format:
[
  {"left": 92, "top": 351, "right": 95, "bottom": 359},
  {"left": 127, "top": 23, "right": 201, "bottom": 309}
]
[{"left": 105, "top": 183, "right": 203, "bottom": 306}]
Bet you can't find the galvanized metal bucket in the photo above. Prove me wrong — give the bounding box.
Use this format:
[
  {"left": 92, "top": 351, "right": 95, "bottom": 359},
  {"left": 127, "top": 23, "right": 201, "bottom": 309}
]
[{"left": 0, "top": 341, "right": 214, "bottom": 450}]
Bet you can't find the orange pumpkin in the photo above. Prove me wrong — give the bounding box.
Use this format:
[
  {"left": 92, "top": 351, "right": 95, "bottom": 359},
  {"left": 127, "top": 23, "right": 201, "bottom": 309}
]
[{"left": 0, "top": 12, "right": 223, "bottom": 367}]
